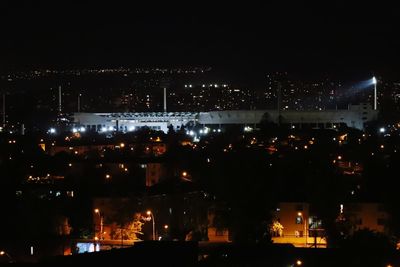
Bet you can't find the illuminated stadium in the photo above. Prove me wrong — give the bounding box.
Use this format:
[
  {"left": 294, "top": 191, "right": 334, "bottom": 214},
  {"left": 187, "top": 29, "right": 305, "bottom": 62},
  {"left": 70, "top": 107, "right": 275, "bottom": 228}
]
[{"left": 72, "top": 103, "right": 377, "bottom": 133}]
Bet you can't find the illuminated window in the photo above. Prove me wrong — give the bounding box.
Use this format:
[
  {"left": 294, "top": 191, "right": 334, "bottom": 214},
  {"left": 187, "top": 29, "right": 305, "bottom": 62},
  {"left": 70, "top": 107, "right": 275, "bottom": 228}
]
[{"left": 296, "top": 216, "right": 303, "bottom": 224}]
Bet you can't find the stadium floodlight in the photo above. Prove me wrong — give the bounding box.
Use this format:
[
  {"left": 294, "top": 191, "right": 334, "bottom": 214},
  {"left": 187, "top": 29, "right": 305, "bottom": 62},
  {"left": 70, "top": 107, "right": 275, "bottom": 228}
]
[{"left": 372, "top": 76, "right": 377, "bottom": 110}]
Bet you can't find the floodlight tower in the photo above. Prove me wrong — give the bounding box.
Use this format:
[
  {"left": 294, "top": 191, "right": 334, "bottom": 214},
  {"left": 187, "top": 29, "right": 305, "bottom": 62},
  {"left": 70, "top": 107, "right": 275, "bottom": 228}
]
[{"left": 372, "top": 76, "right": 377, "bottom": 110}]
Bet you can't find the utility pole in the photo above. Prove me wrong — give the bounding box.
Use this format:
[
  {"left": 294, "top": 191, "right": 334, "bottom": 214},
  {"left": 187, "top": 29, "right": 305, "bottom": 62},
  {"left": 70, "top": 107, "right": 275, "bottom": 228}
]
[
  {"left": 78, "top": 93, "right": 81, "bottom": 112},
  {"left": 374, "top": 83, "right": 377, "bottom": 110},
  {"left": 163, "top": 87, "right": 167, "bottom": 112}
]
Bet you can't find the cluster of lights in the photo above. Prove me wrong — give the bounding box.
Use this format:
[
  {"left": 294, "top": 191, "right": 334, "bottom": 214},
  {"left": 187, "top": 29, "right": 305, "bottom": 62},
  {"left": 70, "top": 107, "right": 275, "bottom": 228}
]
[
  {"left": 99, "top": 126, "right": 136, "bottom": 133},
  {"left": 199, "top": 127, "right": 210, "bottom": 135},
  {"left": 244, "top": 126, "right": 253, "bottom": 132},
  {"left": 72, "top": 127, "right": 86, "bottom": 133},
  {"left": 184, "top": 84, "right": 230, "bottom": 88}
]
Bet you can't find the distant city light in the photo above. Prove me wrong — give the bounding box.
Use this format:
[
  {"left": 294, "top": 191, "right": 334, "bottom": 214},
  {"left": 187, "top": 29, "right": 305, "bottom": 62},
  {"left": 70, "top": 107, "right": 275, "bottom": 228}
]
[
  {"left": 48, "top": 128, "right": 56, "bottom": 134},
  {"left": 80, "top": 127, "right": 86, "bottom": 132},
  {"left": 244, "top": 126, "right": 253, "bottom": 132},
  {"left": 379, "top": 127, "right": 386, "bottom": 133},
  {"left": 72, "top": 128, "right": 78, "bottom": 133}
]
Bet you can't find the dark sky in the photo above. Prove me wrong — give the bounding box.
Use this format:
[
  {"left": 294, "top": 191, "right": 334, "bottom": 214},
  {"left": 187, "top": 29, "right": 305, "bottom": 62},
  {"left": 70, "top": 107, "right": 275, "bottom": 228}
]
[{"left": 1, "top": 1, "right": 399, "bottom": 80}]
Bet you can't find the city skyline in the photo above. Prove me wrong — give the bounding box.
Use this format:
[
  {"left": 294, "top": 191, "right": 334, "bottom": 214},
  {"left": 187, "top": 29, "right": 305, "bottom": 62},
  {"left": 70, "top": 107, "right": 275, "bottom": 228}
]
[{"left": 2, "top": 2, "right": 400, "bottom": 265}]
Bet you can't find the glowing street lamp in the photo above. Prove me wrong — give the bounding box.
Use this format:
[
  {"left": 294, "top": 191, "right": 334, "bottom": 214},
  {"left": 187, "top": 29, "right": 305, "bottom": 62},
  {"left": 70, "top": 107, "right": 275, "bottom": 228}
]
[
  {"left": 147, "top": 210, "right": 156, "bottom": 241},
  {"left": 0, "top": 250, "right": 14, "bottom": 263},
  {"left": 94, "top": 209, "right": 103, "bottom": 240},
  {"left": 297, "top": 212, "right": 308, "bottom": 246}
]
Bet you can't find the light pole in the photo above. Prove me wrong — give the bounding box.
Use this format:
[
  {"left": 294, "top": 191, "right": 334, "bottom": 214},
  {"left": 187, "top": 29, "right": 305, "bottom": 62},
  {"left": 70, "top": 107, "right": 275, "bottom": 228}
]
[
  {"left": 147, "top": 210, "right": 156, "bottom": 240},
  {"left": 94, "top": 209, "right": 103, "bottom": 240},
  {"left": 298, "top": 212, "right": 307, "bottom": 247},
  {"left": 78, "top": 93, "right": 82, "bottom": 112},
  {"left": 0, "top": 250, "right": 14, "bottom": 263},
  {"left": 372, "top": 76, "right": 377, "bottom": 110}
]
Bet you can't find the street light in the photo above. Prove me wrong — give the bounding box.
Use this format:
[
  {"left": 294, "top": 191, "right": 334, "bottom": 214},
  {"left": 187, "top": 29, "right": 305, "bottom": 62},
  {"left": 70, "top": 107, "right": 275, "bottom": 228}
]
[
  {"left": 297, "top": 212, "right": 308, "bottom": 247},
  {"left": 0, "top": 250, "right": 14, "bottom": 263},
  {"left": 147, "top": 210, "right": 156, "bottom": 241},
  {"left": 94, "top": 209, "right": 103, "bottom": 240},
  {"left": 372, "top": 76, "right": 377, "bottom": 110}
]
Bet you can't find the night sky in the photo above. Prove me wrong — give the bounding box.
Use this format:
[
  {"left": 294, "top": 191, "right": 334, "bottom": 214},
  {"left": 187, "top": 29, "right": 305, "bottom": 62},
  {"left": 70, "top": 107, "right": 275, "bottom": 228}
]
[{"left": 1, "top": 1, "right": 399, "bottom": 80}]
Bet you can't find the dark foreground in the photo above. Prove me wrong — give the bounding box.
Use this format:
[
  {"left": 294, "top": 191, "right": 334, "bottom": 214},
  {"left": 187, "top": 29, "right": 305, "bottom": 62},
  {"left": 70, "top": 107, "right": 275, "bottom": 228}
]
[{"left": 2, "top": 242, "right": 400, "bottom": 266}]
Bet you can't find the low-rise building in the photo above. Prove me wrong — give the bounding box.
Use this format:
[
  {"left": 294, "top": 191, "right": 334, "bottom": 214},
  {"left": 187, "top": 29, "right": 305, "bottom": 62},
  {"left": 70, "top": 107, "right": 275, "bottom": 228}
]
[{"left": 271, "top": 202, "right": 326, "bottom": 248}]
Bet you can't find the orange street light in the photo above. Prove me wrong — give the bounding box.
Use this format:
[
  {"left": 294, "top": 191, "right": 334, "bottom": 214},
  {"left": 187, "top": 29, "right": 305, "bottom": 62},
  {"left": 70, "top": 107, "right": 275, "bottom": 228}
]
[
  {"left": 146, "top": 210, "right": 156, "bottom": 240},
  {"left": 94, "top": 209, "right": 103, "bottom": 240},
  {"left": 0, "top": 250, "right": 14, "bottom": 263}
]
